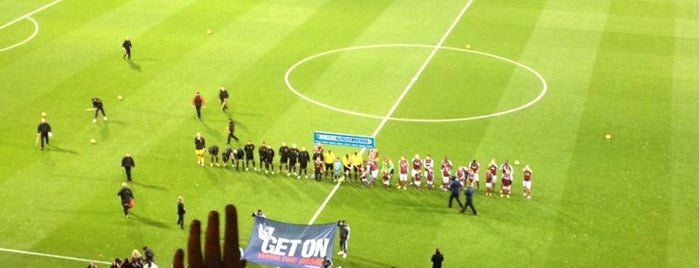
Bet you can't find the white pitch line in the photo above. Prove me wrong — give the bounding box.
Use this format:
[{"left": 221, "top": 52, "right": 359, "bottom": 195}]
[
  {"left": 0, "top": 0, "right": 63, "bottom": 31},
  {"left": 0, "top": 247, "right": 111, "bottom": 265},
  {"left": 0, "top": 17, "right": 40, "bottom": 52},
  {"left": 307, "top": 0, "right": 476, "bottom": 225}
]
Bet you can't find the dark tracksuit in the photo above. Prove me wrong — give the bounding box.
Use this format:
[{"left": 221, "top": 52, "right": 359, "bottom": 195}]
[
  {"left": 177, "top": 201, "right": 186, "bottom": 228},
  {"left": 219, "top": 89, "right": 229, "bottom": 111},
  {"left": 122, "top": 39, "right": 132, "bottom": 59},
  {"left": 209, "top": 145, "right": 219, "bottom": 165},
  {"left": 92, "top": 98, "right": 106, "bottom": 119},
  {"left": 244, "top": 143, "right": 255, "bottom": 169},
  {"left": 227, "top": 120, "right": 239, "bottom": 144},
  {"left": 117, "top": 187, "right": 134, "bottom": 217},
  {"left": 448, "top": 179, "right": 464, "bottom": 208},
  {"left": 37, "top": 121, "right": 52, "bottom": 149},
  {"left": 461, "top": 186, "right": 477, "bottom": 215},
  {"left": 121, "top": 156, "right": 136, "bottom": 181},
  {"left": 299, "top": 151, "right": 310, "bottom": 176}
]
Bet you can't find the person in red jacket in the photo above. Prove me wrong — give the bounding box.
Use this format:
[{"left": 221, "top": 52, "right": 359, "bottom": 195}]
[{"left": 192, "top": 92, "right": 206, "bottom": 119}]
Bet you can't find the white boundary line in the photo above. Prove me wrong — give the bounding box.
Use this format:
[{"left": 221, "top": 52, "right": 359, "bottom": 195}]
[
  {"left": 308, "top": 0, "right": 476, "bottom": 224},
  {"left": 0, "top": 0, "right": 62, "bottom": 31},
  {"left": 0, "top": 17, "right": 40, "bottom": 52},
  {"left": 0, "top": 247, "right": 111, "bottom": 265},
  {"left": 0, "top": 0, "right": 63, "bottom": 52}
]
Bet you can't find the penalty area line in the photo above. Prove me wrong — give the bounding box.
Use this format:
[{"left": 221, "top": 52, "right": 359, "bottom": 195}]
[
  {"left": 307, "top": 0, "right": 475, "bottom": 225},
  {"left": 0, "top": 247, "right": 111, "bottom": 265},
  {"left": 0, "top": 0, "right": 63, "bottom": 31}
]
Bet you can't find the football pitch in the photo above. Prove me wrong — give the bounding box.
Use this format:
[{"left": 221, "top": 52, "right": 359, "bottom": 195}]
[{"left": 1, "top": 0, "right": 698, "bottom": 267}]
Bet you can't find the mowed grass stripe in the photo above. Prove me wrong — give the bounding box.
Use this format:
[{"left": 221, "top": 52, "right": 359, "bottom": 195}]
[
  {"left": 668, "top": 4, "right": 699, "bottom": 266},
  {"left": 556, "top": 1, "right": 676, "bottom": 267}
]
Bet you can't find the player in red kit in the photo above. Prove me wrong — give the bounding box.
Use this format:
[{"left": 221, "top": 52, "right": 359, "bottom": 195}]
[
  {"left": 411, "top": 154, "right": 422, "bottom": 186},
  {"left": 423, "top": 155, "right": 434, "bottom": 177},
  {"left": 488, "top": 159, "right": 498, "bottom": 192},
  {"left": 485, "top": 169, "right": 495, "bottom": 196},
  {"left": 398, "top": 156, "right": 409, "bottom": 190},
  {"left": 366, "top": 160, "right": 378, "bottom": 187},
  {"left": 440, "top": 156, "right": 453, "bottom": 191},
  {"left": 522, "top": 165, "right": 533, "bottom": 199},
  {"left": 469, "top": 159, "right": 480, "bottom": 190},
  {"left": 500, "top": 170, "right": 513, "bottom": 198},
  {"left": 467, "top": 170, "right": 476, "bottom": 189},
  {"left": 456, "top": 165, "right": 468, "bottom": 183},
  {"left": 501, "top": 160, "right": 514, "bottom": 181},
  {"left": 425, "top": 167, "right": 435, "bottom": 190}
]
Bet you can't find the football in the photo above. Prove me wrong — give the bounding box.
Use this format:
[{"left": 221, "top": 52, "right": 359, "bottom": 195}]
[
  {"left": 117, "top": 95, "right": 123, "bottom": 100},
  {"left": 605, "top": 134, "right": 611, "bottom": 140},
  {"left": 41, "top": 112, "right": 47, "bottom": 117},
  {"left": 90, "top": 138, "right": 96, "bottom": 144}
]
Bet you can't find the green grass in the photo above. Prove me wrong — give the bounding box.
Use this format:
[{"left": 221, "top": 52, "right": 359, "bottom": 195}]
[{"left": 1, "top": 0, "right": 698, "bottom": 267}]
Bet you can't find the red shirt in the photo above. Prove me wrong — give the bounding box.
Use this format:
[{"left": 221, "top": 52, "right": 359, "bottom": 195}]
[
  {"left": 523, "top": 170, "right": 532, "bottom": 181},
  {"left": 470, "top": 161, "right": 479, "bottom": 172},
  {"left": 412, "top": 158, "right": 422, "bottom": 170},
  {"left": 485, "top": 171, "right": 494, "bottom": 183},
  {"left": 399, "top": 160, "right": 408, "bottom": 174},
  {"left": 489, "top": 164, "right": 497, "bottom": 176}
]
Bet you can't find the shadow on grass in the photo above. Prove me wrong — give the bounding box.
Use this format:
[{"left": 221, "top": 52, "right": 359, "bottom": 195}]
[
  {"left": 126, "top": 59, "right": 141, "bottom": 72},
  {"left": 130, "top": 180, "right": 168, "bottom": 191},
  {"left": 48, "top": 145, "right": 78, "bottom": 155},
  {"left": 128, "top": 212, "right": 170, "bottom": 229}
]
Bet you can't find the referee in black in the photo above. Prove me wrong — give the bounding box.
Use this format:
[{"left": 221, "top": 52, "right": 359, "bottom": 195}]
[
  {"left": 37, "top": 117, "right": 52, "bottom": 150},
  {"left": 122, "top": 37, "right": 132, "bottom": 59}
]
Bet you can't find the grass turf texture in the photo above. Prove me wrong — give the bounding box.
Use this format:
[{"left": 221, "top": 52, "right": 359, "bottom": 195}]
[{"left": 1, "top": 0, "right": 698, "bottom": 267}]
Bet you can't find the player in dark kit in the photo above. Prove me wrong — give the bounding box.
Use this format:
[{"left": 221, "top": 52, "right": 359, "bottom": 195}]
[
  {"left": 278, "top": 142, "right": 290, "bottom": 174},
  {"left": 222, "top": 147, "right": 233, "bottom": 167},
  {"left": 91, "top": 97, "right": 107, "bottom": 123},
  {"left": 258, "top": 142, "right": 267, "bottom": 172},
  {"left": 192, "top": 92, "right": 206, "bottom": 119},
  {"left": 298, "top": 147, "right": 311, "bottom": 179},
  {"left": 36, "top": 117, "right": 52, "bottom": 150},
  {"left": 122, "top": 37, "right": 132, "bottom": 59},
  {"left": 227, "top": 119, "right": 239, "bottom": 144},
  {"left": 121, "top": 153, "right": 136, "bottom": 181},
  {"left": 234, "top": 147, "right": 245, "bottom": 170},
  {"left": 264, "top": 144, "right": 275, "bottom": 174},
  {"left": 288, "top": 144, "right": 299, "bottom": 176},
  {"left": 208, "top": 145, "right": 220, "bottom": 167},
  {"left": 219, "top": 85, "right": 229, "bottom": 112},
  {"left": 244, "top": 140, "right": 255, "bottom": 171}
]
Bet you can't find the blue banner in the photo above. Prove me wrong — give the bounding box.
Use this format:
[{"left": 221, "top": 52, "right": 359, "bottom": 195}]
[
  {"left": 244, "top": 217, "right": 336, "bottom": 268},
  {"left": 314, "top": 131, "right": 375, "bottom": 148}
]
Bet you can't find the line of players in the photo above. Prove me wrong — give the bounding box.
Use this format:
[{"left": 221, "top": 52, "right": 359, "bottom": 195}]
[{"left": 198, "top": 137, "right": 533, "bottom": 198}]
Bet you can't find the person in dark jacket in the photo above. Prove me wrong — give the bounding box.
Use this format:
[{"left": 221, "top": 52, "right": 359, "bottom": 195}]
[
  {"left": 431, "top": 248, "right": 444, "bottom": 268},
  {"left": 219, "top": 85, "right": 229, "bottom": 112},
  {"left": 36, "top": 117, "right": 52, "bottom": 150},
  {"left": 121, "top": 153, "right": 136, "bottom": 181},
  {"left": 460, "top": 185, "right": 478, "bottom": 215},
  {"left": 92, "top": 97, "right": 107, "bottom": 123},
  {"left": 192, "top": 92, "right": 206, "bottom": 119},
  {"left": 177, "top": 196, "right": 186, "bottom": 229},
  {"left": 117, "top": 183, "right": 134, "bottom": 218},
  {"left": 227, "top": 119, "right": 239, "bottom": 144},
  {"left": 448, "top": 176, "right": 464, "bottom": 209}
]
